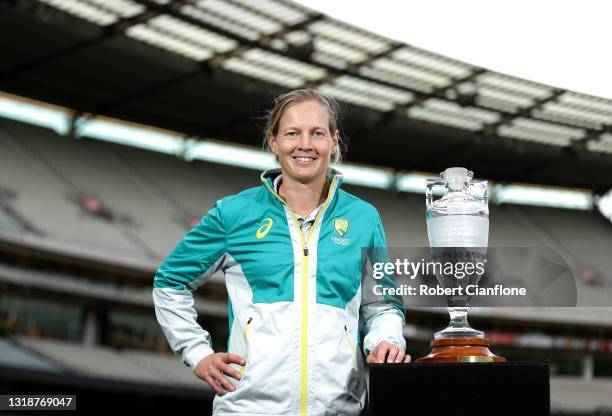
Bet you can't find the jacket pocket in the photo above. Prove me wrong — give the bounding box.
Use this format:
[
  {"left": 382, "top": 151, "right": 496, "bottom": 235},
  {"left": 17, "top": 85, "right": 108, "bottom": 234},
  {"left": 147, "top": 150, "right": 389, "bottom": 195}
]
[
  {"left": 239, "top": 316, "right": 254, "bottom": 376},
  {"left": 344, "top": 322, "right": 358, "bottom": 372}
]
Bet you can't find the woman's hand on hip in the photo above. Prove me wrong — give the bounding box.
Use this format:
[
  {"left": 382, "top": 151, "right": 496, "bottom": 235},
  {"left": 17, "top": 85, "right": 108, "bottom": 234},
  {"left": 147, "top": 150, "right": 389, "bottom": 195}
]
[
  {"left": 366, "top": 341, "right": 411, "bottom": 364},
  {"left": 195, "top": 352, "right": 245, "bottom": 395}
]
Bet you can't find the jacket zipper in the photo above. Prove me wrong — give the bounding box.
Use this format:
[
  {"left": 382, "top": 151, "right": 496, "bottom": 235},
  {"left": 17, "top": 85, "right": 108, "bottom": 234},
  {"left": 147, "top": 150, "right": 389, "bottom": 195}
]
[
  {"left": 239, "top": 317, "right": 253, "bottom": 376},
  {"left": 263, "top": 176, "right": 338, "bottom": 416}
]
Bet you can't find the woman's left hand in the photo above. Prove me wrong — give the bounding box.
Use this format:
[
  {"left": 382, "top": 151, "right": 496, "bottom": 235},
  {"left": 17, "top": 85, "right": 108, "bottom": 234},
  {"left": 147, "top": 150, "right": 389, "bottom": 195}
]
[{"left": 366, "top": 341, "right": 411, "bottom": 364}]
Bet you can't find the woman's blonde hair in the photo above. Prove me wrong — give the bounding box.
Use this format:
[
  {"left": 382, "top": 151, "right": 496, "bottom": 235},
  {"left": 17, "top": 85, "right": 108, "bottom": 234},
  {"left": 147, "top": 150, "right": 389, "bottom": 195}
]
[{"left": 263, "top": 88, "right": 344, "bottom": 164}]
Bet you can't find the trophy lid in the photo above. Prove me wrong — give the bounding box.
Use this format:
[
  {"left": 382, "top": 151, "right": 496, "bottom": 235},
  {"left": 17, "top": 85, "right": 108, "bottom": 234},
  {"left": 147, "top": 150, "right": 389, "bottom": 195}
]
[{"left": 442, "top": 167, "right": 473, "bottom": 190}]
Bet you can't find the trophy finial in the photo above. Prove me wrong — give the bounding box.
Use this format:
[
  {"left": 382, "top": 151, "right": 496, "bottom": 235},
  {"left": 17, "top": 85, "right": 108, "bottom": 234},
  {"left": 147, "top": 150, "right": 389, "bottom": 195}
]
[{"left": 442, "top": 167, "right": 473, "bottom": 190}]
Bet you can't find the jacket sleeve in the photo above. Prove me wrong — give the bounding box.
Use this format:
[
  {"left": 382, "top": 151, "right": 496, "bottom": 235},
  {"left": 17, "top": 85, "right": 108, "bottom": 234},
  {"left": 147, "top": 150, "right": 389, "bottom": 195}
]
[
  {"left": 152, "top": 201, "right": 227, "bottom": 370},
  {"left": 360, "top": 207, "right": 406, "bottom": 357}
]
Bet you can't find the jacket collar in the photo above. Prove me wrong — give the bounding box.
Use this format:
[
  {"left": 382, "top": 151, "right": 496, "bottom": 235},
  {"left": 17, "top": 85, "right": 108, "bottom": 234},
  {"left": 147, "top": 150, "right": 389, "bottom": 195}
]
[{"left": 260, "top": 167, "right": 343, "bottom": 204}]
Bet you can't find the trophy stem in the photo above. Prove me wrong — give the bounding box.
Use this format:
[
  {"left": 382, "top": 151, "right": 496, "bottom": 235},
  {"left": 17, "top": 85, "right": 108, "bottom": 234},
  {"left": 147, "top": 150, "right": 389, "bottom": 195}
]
[
  {"left": 449, "top": 306, "right": 470, "bottom": 328},
  {"left": 434, "top": 307, "right": 484, "bottom": 340}
]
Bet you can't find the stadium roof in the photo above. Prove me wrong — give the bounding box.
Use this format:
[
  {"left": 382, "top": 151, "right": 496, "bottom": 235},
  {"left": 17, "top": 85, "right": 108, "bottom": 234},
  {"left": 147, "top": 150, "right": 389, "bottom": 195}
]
[
  {"left": 1, "top": 0, "right": 612, "bottom": 191},
  {"left": 296, "top": 1, "right": 612, "bottom": 102}
]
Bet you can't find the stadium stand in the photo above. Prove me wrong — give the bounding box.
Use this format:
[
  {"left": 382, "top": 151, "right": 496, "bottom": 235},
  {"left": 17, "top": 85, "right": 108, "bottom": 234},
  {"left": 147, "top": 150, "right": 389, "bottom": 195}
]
[
  {"left": 0, "top": 126, "right": 153, "bottom": 268},
  {"left": 12, "top": 335, "right": 205, "bottom": 387},
  {"left": 551, "top": 377, "right": 612, "bottom": 412},
  {"left": 0, "top": 337, "right": 62, "bottom": 372},
  {"left": 3, "top": 116, "right": 604, "bottom": 255},
  {"left": 0, "top": 118, "right": 262, "bottom": 265}
]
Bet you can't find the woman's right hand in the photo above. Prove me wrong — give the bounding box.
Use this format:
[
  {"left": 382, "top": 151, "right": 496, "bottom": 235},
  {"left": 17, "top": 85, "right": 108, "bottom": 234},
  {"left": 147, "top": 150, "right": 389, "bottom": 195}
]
[{"left": 195, "top": 353, "right": 245, "bottom": 395}]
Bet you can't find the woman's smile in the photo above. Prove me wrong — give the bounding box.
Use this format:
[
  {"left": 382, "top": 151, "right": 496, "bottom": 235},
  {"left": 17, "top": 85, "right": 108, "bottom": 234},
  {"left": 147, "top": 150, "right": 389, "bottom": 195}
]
[{"left": 292, "top": 155, "right": 319, "bottom": 165}]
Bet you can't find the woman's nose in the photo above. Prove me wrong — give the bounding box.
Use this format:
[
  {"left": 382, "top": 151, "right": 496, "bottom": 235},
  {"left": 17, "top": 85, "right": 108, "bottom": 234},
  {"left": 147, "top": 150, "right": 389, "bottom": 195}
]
[{"left": 297, "top": 134, "right": 314, "bottom": 149}]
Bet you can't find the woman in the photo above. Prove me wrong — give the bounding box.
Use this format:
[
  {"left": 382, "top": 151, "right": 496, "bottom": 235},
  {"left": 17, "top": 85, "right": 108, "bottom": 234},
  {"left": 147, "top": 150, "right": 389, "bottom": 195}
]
[{"left": 153, "top": 89, "right": 409, "bottom": 416}]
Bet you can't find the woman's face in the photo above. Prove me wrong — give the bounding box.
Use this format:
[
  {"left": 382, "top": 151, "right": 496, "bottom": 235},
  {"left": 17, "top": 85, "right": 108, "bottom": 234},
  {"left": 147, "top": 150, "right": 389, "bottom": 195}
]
[{"left": 269, "top": 100, "right": 339, "bottom": 185}]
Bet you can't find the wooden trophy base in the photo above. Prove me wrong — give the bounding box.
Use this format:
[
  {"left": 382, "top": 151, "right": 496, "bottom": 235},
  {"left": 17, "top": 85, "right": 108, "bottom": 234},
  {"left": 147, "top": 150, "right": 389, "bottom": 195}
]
[{"left": 416, "top": 337, "right": 506, "bottom": 363}]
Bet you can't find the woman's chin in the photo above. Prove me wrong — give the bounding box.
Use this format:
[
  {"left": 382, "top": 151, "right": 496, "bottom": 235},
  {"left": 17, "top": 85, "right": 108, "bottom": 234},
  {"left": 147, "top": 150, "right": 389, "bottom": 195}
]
[
  {"left": 288, "top": 170, "right": 323, "bottom": 184},
  {"left": 279, "top": 158, "right": 328, "bottom": 182},
  {"left": 284, "top": 164, "right": 318, "bottom": 180}
]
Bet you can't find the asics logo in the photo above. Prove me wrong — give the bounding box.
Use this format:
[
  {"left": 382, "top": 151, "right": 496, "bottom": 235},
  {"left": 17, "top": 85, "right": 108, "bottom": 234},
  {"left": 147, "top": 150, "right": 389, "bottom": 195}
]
[{"left": 256, "top": 217, "right": 273, "bottom": 239}]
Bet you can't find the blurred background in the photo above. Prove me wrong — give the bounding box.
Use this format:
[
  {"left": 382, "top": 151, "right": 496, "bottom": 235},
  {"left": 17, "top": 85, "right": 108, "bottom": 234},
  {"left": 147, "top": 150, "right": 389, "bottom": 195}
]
[{"left": 0, "top": 0, "right": 611, "bottom": 414}]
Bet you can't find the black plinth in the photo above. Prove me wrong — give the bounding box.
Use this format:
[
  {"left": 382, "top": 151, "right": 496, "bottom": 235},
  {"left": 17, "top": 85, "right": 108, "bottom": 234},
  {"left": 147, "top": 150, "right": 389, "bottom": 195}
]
[{"left": 369, "top": 361, "right": 550, "bottom": 416}]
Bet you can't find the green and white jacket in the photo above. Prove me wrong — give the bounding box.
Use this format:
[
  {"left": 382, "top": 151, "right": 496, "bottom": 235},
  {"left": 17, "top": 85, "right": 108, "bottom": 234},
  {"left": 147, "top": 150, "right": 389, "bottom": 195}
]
[{"left": 153, "top": 168, "right": 406, "bottom": 416}]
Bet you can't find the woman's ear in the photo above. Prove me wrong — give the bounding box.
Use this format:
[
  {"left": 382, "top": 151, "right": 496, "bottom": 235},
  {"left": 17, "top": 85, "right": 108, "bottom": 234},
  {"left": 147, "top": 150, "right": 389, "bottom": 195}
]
[
  {"left": 268, "top": 133, "right": 278, "bottom": 154},
  {"left": 331, "top": 130, "right": 339, "bottom": 155}
]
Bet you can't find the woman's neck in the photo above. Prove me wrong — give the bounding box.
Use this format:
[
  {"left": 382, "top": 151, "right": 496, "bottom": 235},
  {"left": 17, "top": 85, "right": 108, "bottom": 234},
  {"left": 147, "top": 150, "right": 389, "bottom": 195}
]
[{"left": 278, "top": 173, "right": 329, "bottom": 219}]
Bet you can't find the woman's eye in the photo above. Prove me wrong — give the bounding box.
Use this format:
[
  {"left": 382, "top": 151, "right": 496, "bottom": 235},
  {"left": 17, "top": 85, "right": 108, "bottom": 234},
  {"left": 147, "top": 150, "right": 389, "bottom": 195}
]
[
  {"left": 313, "top": 131, "right": 325, "bottom": 138},
  {"left": 286, "top": 131, "right": 298, "bottom": 136}
]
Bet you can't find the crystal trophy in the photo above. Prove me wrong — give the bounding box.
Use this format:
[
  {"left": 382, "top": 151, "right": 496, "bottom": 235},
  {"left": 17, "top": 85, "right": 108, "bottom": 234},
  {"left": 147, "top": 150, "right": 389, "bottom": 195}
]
[{"left": 416, "top": 167, "right": 505, "bottom": 363}]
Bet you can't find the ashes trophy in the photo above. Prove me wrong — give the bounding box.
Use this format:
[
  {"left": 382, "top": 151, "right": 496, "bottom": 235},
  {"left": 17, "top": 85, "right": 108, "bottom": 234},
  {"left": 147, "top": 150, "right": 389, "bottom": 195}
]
[{"left": 416, "top": 167, "right": 505, "bottom": 363}]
